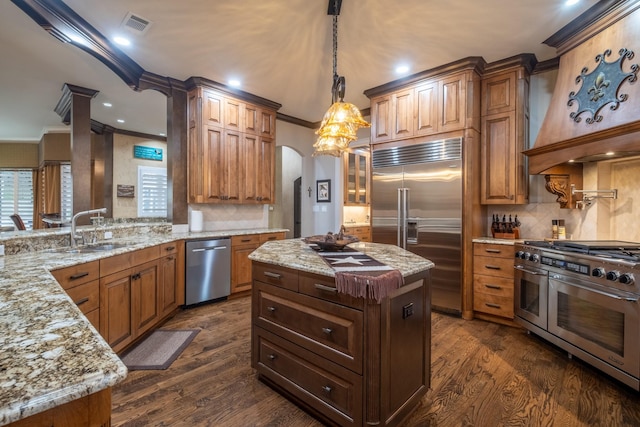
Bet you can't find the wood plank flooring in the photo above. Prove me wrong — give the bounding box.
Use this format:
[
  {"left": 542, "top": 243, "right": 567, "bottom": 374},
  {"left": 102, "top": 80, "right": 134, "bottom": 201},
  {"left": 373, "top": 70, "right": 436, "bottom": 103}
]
[{"left": 111, "top": 296, "right": 640, "bottom": 427}]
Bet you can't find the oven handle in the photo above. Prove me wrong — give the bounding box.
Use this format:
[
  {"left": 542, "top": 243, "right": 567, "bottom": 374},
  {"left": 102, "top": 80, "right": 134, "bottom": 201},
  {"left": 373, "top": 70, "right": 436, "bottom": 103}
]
[
  {"left": 514, "top": 265, "right": 547, "bottom": 276},
  {"left": 551, "top": 274, "right": 640, "bottom": 302}
]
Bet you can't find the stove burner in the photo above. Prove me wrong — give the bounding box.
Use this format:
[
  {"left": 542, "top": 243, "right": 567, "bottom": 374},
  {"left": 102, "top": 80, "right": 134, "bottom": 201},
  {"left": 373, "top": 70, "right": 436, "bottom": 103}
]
[{"left": 523, "top": 240, "right": 640, "bottom": 262}]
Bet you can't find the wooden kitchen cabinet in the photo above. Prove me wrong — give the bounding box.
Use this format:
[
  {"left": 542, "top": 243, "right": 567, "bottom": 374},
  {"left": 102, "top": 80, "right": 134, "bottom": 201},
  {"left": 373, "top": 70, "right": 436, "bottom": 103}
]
[
  {"left": 343, "top": 148, "right": 370, "bottom": 205},
  {"left": 473, "top": 242, "right": 515, "bottom": 323},
  {"left": 187, "top": 81, "right": 280, "bottom": 205},
  {"left": 342, "top": 225, "right": 371, "bottom": 242},
  {"left": 480, "top": 59, "right": 533, "bottom": 205},
  {"left": 51, "top": 260, "right": 101, "bottom": 331},
  {"left": 159, "top": 241, "right": 182, "bottom": 318},
  {"left": 367, "top": 70, "right": 468, "bottom": 144},
  {"left": 231, "top": 232, "right": 286, "bottom": 295}
]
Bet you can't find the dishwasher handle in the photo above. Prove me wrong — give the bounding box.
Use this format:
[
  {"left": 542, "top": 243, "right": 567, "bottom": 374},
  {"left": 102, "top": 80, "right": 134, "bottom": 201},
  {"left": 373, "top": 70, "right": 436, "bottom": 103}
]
[{"left": 191, "top": 246, "right": 228, "bottom": 252}]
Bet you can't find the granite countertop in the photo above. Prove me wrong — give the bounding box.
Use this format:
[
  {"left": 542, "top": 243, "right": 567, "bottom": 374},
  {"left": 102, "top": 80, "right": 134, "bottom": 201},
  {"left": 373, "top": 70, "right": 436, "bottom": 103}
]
[
  {"left": 472, "top": 237, "right": 527, "bottom": 245},
  {"left": 0, "top": 227, "right": 286, "bottom": 426},
  {"left": 249, "top": 238, "right": 435, "bottom": 277}
]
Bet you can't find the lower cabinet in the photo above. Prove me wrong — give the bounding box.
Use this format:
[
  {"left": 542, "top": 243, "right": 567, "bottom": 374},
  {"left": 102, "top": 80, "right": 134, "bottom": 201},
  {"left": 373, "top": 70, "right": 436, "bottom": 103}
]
[
  {"left": 342, "top": 225, "right": 371, "bottom": 242},
  {"left": 472, "top": 242, "right": 516, "bottom": 323},
  {"left": 231, "top": 232, "right": 285, "bottom": 295},
  {"left": 251, "top": 261, "right": 431, "bottom": 427},
  {"left": 51, "top": 261, "right": 101, "bottom": 331}
]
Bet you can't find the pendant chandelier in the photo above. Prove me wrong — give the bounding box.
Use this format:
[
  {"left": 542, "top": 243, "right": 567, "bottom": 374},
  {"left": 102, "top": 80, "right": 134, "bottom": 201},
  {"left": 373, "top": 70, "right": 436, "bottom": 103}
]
[{"left": 313, "top": 0, "right": 370, "bottom": 157}]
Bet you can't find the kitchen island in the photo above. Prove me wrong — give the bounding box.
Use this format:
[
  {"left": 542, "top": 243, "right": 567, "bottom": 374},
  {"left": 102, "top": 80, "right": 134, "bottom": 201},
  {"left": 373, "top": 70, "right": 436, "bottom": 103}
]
[{"left": 249, "top": 239, "right": 434, "bottom": 427}]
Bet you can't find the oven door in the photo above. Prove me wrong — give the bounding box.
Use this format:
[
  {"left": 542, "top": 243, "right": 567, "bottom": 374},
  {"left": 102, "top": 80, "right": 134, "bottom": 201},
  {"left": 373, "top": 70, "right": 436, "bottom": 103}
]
[
  {"left": 548, "top": 273, "right": 640, "bottom": 378},
  {"left": 514, "top": 263, "right": 548, "bottom": 330}
]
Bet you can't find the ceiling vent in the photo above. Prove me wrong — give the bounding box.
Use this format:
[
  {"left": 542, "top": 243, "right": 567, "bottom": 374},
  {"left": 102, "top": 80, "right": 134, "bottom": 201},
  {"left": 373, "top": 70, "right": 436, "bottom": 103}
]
[{"left": 121, "top": 12, "right": 152, "bottom": 35}]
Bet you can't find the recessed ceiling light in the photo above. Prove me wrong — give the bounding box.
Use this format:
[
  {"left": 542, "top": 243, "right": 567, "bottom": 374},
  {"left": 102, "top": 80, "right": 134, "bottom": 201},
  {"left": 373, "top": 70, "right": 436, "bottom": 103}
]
[
  {"left": 113, "top": 36, "right": 131, "bottom": 46},
  {"left": 117, "top": 119, "right": 125, "bottom": 123},
  {"left": 159, "top": 133, "right": 166, "bottom": 137},
  {"left": 228, "top": 79, "right": 241, "bottom": 87},
  {"left": 565, "top": 0, "right": 579, "bottom": 6},
  {"left": 568, "top": 159, "right": 575, "bottom": 163},
  {"left": 103, "top": 102, "right": 112, "bottom": 107},
  {"left": 395, "top": 65, "right": 410, "bottom": 74},
  {"left": 606, "top": 151, "right": 615, "bottom": 156}
]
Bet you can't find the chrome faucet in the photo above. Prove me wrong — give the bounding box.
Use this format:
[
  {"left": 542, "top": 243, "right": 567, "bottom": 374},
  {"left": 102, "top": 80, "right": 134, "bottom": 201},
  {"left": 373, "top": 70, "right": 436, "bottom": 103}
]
[{"left": 70, "top": 208, "right": 107, "bottom": 248}]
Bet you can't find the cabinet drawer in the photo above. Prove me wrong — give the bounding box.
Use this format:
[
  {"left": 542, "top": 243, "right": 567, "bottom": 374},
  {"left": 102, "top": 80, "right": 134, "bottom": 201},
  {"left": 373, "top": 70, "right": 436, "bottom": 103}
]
[
  {"left": 473, "top": 274, "right": 514, "bottom": 298},
  {"left": 255, "top": 328, "right": 362, "bottom": 426},
  {"left": 299, "top": 271, "right": 364, "bottom": 310},
  {"left": 100, "top": 246, "right": 160, "bottom": 277},
  {"left": 259, "top": 232, "right": 285, "bottom": 244},
  {"left": 252, "top": 262, "right": 298, "bottom": 292},
  {"left": 65, "top": 279, "right": 100, "bottom": 314},
  {"left": 473, "top": 291, "right": 514, "bottom": 318},
  {"left": 51, "top": 261, "right": 100, "bottom": 290},
  {"left": 160, "top": 241, "right": 179, "bottom": 255},
  {"left": 232, "top": 234, "right": 260, "bottom": 246},
  {"left": 473, "top": 255, "right": 514, "bottom": 278},
  {"left": 473, "top": 243, "right": 514, "bottom": 259},
  {"left": 254, "top": 281, "right": 363, "bottom": 374}
]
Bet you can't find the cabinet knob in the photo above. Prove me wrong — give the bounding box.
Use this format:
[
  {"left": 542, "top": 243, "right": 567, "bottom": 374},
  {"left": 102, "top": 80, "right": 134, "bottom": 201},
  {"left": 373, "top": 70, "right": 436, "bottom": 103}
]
[
  {"left": 266, "top": 306, "right": 276, "bottom": 312},
  {"left": 322, "top": 327, "right": 333, "bottom": 335},
  {"left": 268, "top": 354, "right": 277, "bottom": 361},
  {"left": 322, "top": 385, "right": 333, "bottom": 394}
]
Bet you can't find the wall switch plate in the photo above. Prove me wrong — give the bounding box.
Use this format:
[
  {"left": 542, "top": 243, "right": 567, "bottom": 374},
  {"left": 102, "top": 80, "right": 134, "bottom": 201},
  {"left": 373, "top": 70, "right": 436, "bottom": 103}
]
[{"left": 104, "top": 231, "right": 113, "bottom": 239}]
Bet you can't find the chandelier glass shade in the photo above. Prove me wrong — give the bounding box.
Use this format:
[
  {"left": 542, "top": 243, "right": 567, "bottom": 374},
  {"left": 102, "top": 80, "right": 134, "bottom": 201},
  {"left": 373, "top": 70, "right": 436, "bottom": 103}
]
[{"left": 313, "top": 3, "right": 370, "bottom": 157}]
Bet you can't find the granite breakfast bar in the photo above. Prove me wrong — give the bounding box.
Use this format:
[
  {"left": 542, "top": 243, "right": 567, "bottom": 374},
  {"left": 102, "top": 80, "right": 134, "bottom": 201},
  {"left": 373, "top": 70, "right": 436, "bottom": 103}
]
[{"left": 249, "top": 239, "right": 435, "bottom": 427}]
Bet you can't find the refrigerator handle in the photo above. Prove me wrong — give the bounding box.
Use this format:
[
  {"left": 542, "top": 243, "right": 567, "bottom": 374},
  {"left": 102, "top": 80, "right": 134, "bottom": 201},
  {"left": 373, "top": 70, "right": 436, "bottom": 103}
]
[{"left": 397, "top": 188, "right": 409, "bottom": 249}]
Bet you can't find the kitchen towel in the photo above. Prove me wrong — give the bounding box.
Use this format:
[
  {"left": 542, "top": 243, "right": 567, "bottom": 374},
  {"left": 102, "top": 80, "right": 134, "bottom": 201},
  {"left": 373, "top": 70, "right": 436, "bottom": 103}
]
[
  {"left": 190, "top": 210, "right": 203, "bottom": 232},
  {"left": 315, "top": 247, "right": 404, "bottom": 303}
]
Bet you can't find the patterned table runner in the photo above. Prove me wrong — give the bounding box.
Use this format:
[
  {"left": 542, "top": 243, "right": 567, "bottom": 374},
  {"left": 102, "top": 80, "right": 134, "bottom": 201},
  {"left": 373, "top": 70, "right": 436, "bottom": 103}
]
[{"left": 315, "top": 247, "right": 404, "bottom": 303}]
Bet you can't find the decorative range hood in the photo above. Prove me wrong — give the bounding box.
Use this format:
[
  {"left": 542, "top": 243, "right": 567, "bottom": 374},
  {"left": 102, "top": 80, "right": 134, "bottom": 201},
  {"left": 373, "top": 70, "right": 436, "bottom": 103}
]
[{"left": 525, "top": 0, "right": 640, "bottom": 175}]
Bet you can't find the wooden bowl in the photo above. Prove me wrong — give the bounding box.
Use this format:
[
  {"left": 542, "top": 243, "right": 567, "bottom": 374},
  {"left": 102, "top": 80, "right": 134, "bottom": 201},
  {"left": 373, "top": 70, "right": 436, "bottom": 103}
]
[{"left": 303, "top": 234, "right": 359, "bottom": 251}]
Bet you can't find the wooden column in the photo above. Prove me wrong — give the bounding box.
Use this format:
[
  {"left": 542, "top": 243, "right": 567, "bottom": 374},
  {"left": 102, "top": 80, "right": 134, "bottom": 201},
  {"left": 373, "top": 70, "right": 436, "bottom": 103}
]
[
  {"left": 166, "top": 83, "right": 188, "bottom": 225},
  {"left": 55, "top": 83, "right": 99, "bottom": 224}
]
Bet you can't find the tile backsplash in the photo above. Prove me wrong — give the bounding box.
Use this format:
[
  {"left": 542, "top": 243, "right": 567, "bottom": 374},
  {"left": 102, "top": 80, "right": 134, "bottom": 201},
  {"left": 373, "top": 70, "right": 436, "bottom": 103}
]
[{"left": 487, "top": 157, "right": 640, "bottom": 243}]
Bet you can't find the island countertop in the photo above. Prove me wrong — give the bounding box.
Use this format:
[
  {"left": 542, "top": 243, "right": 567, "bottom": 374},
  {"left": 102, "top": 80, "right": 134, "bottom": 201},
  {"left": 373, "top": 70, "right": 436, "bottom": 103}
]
[{"left": 249, "top": 238, "right": 435, "bottom": 277}]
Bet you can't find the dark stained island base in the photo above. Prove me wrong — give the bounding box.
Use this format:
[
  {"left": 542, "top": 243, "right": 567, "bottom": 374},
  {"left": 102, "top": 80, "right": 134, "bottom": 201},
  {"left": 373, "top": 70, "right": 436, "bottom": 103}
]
[{"left": 249, "top": 239, "right": 435, "bottom": 427}]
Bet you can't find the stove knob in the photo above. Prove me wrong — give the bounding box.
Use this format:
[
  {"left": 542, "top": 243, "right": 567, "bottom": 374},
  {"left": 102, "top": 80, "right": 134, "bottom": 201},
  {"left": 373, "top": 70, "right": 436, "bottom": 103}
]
[
  {"left": 592, "top": 267, "right": 605, "bottom": 278},
  {"left": 523, "top": 252, "right": 531, "bottom": 260},
  {"left": 529, "top": 254, "right": 540, "bottom": 263},
  {"left": 515, "top": 251, "right": 524, "bottom": 259},
  {"left": 619, "top": 273, "right": 635, "bottom": 285},
  {"left": 606, "top": 270, "right": 620, "bottom": 282}
]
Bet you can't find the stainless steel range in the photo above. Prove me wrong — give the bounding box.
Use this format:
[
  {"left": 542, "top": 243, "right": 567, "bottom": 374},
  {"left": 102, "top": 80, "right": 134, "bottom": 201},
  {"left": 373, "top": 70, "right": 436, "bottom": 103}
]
[{"left": 514, "top": 240, "right": 640, "bottom": 390}]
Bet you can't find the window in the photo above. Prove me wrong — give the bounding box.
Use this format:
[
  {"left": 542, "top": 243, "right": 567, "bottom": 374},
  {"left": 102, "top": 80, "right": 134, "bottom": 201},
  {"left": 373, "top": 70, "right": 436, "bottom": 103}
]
[
  {"left": 0, "top": 170, "right": 34, "bottom": 229},
  {"left": 137, "top": 166, "right": 167, "bottom": 217}
]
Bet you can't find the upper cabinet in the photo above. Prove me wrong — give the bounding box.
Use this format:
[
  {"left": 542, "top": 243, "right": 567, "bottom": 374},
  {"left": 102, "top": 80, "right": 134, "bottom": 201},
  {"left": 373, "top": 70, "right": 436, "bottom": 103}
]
[
  {"left": 480, "top": 55, "right": 536, "bottom": 205},
  {"left": 187, "top": 79, "right": 280, "bottom": 204},
  {"left": 343, "top": 148, "right": 370, "bottom": 206},
  {"left": 367, "top": 70, "right": 470, "bottom": 144}
]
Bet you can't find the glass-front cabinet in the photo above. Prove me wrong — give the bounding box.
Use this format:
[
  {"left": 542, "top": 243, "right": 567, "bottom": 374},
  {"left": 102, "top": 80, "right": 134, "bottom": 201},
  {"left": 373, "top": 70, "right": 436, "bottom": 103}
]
[{"left": 343, "top": 148, "right": 370, "bottom": 205}]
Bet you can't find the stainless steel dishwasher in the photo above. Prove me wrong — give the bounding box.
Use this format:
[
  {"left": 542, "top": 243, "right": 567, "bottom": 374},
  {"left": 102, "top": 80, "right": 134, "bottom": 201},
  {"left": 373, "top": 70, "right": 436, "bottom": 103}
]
[{"left": 185, "top": 238, "right": 231, "bottom": 305}]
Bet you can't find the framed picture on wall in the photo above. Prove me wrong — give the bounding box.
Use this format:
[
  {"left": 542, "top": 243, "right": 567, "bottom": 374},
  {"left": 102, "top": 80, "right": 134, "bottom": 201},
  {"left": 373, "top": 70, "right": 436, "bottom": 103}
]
[{"left": 317, "top": 179, "right": 331, "bottom": 203}]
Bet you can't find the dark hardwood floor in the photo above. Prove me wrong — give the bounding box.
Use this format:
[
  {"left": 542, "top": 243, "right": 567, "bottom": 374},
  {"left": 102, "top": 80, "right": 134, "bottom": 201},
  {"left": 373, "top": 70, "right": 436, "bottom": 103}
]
[{"left": 111, "top": 296, "right": 640, "bottom": 427}]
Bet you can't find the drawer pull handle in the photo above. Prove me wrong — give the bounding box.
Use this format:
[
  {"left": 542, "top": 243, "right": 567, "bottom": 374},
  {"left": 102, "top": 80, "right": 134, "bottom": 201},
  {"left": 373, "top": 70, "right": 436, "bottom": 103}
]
[
  {"left": 268, "top": 354, "right": 277, "bottom": 361},
  {"left": 267, "top": 236, "right": 277, "bottom": 240},
  {"left": 75, "top": 297, "right": 89, "bottom": 306},
  {"left": 322, "top": 385, "right": 332, "bottom": 394},
  {"left": 485, "top": 303, "right": 501, "bottom": 309},
  {"left": 264, "top": 272, "right": 282, "bottom": 279},
  {"left": 485, "top": 265, "right": 501, "bottom": 270},
  {"left": 70, "top": 272, "right": 89, "bottom": 280},
  {"left": 132, "top": 273, "right": 141, "bottom": 280},
  {"left": 485, "top": 249, "right": 501, "bottom": 254},
  {"left": 267, "top": 306, "right": 277, "bottom": 312},
  {"left": 167, "top": 256, "right": 175, "bottom": 261},
  {"left": 485, "top": 284, "right": 502, "bottom": 290},
  {"left": 314, "top": 284, "right": 338, "bottom": 293},
  {"left": 241, "top": 238, "right": 252, "bottom": 242},
  {"left": 165, "top": 246, "right": 175, "bottom": 251},
  {"left": 322, "top": 327, "right": 333, "bottom": 335}
]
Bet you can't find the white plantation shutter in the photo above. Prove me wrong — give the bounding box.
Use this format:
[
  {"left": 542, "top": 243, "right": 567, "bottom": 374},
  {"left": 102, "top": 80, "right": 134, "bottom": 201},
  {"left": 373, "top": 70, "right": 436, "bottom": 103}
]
[
  {"left": 60, "top": 163, "right": 72, "bottom": 222},
  {"left": 137, "top": 166, "right": 167, "bottom": 217},
  {"left": 0, "top": 170, "right": 34, "bottom": 229}
]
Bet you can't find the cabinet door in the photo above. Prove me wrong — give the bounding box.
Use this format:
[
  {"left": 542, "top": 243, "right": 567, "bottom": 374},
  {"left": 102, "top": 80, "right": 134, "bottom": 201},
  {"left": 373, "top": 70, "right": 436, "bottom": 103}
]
[
  {"left": 242, "top": 134, "right": 275, "bottom": 204},
  {"left": 207, "top": 129, "right": 241, "bottom": 202},
  {"left": 260, "top": 109, "right": 276, "bottom": 138},
  {"left": 224, "top": 98, "right": 243, "bottom": 131},
  {"left": 482, "top": 71, "right": 516, "bottom": 116},
  {"left": 343, "top": 149, "right": 370, "bottom": 205},
  {"left": 244, "top": 103, "right": 259, "bottom": 134},
  {"left": 415, "top": 81, "right": 438, "bottom": 136},
  {"left": 439, "top": 74, "right": 465, "bottom": 132},
  {"left": 231, "top": 234, "right": 260, "bottom": 294},
  {"left": 481, "top": 112, "right": 517, "bottom": 204},
  {"left": 100, "top": 270, "right": 133, "bottom": 352},
  {"left": 370, "top": 95, "right": 392, "bottom": 143},
  {"left": 159, "top": 252, "right": 178, "bottom": 318},
  {"left": 132, "top": 260, "right": 160, "bottom": 338},
  {"left": 392, "top": 89, "right": 414, "bottom": 139},
  {"left": 203, "top": 90, "right": 224, "bottom": 127}
]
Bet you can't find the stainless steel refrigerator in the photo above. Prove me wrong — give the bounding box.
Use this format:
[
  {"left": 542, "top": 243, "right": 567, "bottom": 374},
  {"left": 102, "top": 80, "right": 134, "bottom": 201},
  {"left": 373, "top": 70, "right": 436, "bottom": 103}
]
[{"left": 371, "top": 137, "right": 462, "bottom": 315}]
